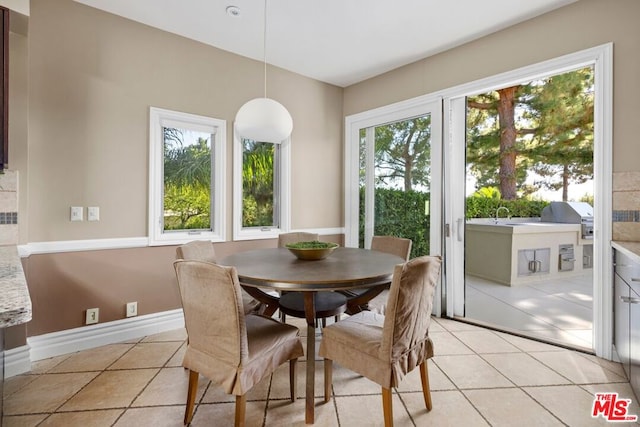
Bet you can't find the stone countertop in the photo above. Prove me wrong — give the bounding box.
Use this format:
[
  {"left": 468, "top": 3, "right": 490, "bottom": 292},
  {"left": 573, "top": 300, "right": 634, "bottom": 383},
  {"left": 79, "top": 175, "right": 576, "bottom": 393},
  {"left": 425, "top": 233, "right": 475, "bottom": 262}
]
[
  {"left": 466, "top": 221, "right": 582, "bottom": 235},
  {"left": 0, "top": 245, "right": 32, "bottom": 328},
  {"left": 612, "top": 241, "right": 640, "bottom": 264}
]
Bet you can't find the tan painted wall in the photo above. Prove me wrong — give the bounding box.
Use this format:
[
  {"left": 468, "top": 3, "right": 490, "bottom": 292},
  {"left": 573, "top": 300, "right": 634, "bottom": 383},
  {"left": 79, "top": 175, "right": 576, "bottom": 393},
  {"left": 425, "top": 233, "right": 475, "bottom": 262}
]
[
  {"left": 344, "top": 0, "right": 640, "bottom": 172},
  {"left": 26, "top": 0, "right": 343, "bottom": 243},
  {"left": 5, "top": 0, "right": 345, "bottom": 346}
]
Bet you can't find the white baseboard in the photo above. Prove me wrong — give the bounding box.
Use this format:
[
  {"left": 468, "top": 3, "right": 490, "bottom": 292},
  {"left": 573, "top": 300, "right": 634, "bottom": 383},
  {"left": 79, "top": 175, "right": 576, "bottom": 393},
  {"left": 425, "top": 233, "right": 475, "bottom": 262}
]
[
  {"left": 4, "top": 344, "right": 31, "bottom": 378},
  {"left": 12, "top": 309, "right": 185, "bottom": 376}
]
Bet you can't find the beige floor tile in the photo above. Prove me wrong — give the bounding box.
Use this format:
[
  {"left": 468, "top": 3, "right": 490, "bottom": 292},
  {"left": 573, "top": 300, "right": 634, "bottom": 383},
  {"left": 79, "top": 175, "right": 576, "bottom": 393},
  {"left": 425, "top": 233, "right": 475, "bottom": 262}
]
[
  {"left": 269, "top": 360, "right": 325, "bottom": 400},
  {"left": 402, "top": 390, "right": 489, "bottom": 426},
  {"left": 115, "top": 405, "right": 186, "bottom": 427},
  {"left": 334, "top": 393, "right": 408, "bottom": 427},
  {"left": 190, "top": 401, "right": 266, "bottom": 427},
  {"left": 166, "top": 342, "right": 186, "bottom": 367},
  {"left": 396, "top": 359, "right": 455, "bottom": 392},
  {"left": 428, "top": 317, "right": 446, "bottom": 332},
  {"left": 529, "top": 350, "right": 628, "bottom": 384},
  {"left": 201, "top": 372, "right": 270, "bottom": 403},
  {"left": 436, "top": 318, "right": 487, "bottom": 332},
  {"left": 452, "top": 330, "right": 521, "bottom": 354},
  {"left": 434, "top": 355, "right": 514, "bottom": 389},
  {"left": 494, "top": 331, "right": 567, "bottom": 352},
  {"left": 523, "top": 384, "right": 613, "bottom": 426},
  {"left": 430, "top": 331, "right": 475, "bottom": 355},
  {"left": 3, "top": 372, "right": 99, "bottom": 415},
  {"left": 576, "top": 352, "right": 627, "bottom": 378},
  {"left": 482, "top": 353, "right": 571, "bottom": 386},
  {"left": 29, "top": 354, "right": 71, "bottom": 375},
  {"left": 2, "top": 414, "right": 49, "bottom": 427},
  {"left": 330, "top": 363, "right": 380, "bottom": 396},
  {"left": 132, "top": 367, "right": 206, "bottom": 407},
  {"left": 265, "top": 397, "right": 337, "bottom": 427},
  {"left": 48, "top": 344, "right": 134, "bottom": 373},
  {"left": 3, "top": 375, "right": 38, "bottom": 398},
  {"left": 108, "top": 342, "right": 183, "bottom": 370},
  {"left": 58, "top": 369, "right": 158, "bottom": 411},
  {"left": 141, "top": 328, "right": 187, "bottom": 342},
  {"left": 464, "top": 387, "right": 563, "bottom": 426},
  {"left": 38, "top": 409, "right": 123, "bottom": 427}
]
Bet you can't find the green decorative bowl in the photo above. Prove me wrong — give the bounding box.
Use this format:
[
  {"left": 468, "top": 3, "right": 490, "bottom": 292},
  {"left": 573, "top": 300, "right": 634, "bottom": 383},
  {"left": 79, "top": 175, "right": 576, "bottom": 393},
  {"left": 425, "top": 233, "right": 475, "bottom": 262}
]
[{"left": 285, "top": 241, "right": 339, "bottom": 261}]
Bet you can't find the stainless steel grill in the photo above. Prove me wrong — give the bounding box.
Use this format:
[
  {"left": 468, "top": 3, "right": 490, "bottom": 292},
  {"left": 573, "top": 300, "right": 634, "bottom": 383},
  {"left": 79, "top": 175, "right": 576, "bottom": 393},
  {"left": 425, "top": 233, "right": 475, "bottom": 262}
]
[{"left": 541, "top": 201, "right": 594, "bottom": 239}]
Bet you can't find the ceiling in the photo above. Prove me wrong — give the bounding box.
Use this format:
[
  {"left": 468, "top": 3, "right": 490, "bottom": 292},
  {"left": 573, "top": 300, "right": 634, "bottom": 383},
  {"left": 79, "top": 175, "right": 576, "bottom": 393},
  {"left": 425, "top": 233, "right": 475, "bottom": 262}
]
[{"left": 75, "top": 0, "right": 577, "bottom": 88}]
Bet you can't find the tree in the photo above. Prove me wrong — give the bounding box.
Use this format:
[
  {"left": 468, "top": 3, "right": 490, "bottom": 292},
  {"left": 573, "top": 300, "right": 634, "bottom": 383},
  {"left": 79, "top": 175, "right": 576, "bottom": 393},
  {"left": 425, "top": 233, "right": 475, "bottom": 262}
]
[
  {"left": 162, "top": 128, "right": 212, "bottom": 229},
  {"left": 466, "top": 67, "right": 594, "bottom": 201},
  {"left": 527, "top": 68, "right": 594, "bottom": 201},
  {"left": 242, "top": 140, "right": 275, "bottom": 227},
  {"left": 371, "top": 116, "right": 432, "bottom": 192}
]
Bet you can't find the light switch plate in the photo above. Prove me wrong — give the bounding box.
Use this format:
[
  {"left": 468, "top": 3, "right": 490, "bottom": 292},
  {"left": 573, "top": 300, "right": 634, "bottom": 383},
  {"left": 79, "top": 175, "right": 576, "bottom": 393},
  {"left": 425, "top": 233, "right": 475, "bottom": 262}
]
[
  {"left": 70, "top": 206, "right": 83, "bottom": 221},
  {"left": 88, "top": 206, "right": 100, "bottom": 221}
]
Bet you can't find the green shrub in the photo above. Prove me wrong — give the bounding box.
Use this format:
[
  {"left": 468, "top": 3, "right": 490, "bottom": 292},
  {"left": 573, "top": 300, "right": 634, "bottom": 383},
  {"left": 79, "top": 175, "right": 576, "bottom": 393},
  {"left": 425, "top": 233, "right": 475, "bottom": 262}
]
[{"left": 357, "top": 187, "right": 549, "bottom": 259}]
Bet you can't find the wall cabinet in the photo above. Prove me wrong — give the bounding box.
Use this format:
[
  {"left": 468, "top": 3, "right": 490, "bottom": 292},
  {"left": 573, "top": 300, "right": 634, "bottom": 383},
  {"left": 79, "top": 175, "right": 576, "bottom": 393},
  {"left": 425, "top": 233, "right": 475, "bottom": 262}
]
[{"left": 613, "top": 248, "right": 640, "bottom": 399}]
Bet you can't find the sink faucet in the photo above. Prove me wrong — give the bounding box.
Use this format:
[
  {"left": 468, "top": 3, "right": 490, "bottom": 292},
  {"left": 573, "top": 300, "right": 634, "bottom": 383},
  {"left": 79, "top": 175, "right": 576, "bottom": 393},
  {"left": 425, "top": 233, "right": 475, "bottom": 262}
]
[{"left": 495, "top": 206, "right": 510, "bottom": 223}]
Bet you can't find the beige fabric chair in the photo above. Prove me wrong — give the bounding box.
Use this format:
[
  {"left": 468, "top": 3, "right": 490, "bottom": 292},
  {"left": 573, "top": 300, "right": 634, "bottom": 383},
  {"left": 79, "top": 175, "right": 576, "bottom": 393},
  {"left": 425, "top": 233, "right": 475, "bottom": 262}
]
[
  {"left": 176, "top": 240, "right": 261, "bottom": 315},
  {"left": 174, "top": 260, "right": 304, "bottom": 426},
  {"left": 341, "top": 236, "right": 413, "bottom": 314},
  {"left": 319, "top": 255, "right": 442, "bottom": 427}
]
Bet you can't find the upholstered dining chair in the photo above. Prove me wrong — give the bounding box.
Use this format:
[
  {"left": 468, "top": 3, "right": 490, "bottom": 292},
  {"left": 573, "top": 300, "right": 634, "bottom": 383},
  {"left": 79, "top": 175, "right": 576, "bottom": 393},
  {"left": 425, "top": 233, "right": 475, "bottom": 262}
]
[
  {"left": 340, "top": 236, "right": 413, "bottom": 315},
  {"left": 319, "top": 255, "right": 442, "bottom": 427},
  {"left": 173, "top": 260, "right": 304, "bottom": 426},
  {"left": 176, "top": 240, "right": 263, "bottom": 315},
  {"left": 277, "top": 232, "right": 347, "bottom": 327}
]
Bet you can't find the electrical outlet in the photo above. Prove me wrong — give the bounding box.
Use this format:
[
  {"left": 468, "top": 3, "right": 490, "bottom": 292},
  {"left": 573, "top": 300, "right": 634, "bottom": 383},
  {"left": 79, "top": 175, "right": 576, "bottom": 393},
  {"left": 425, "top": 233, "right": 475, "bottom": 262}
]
[
  {"left": 86, "top": 308, "right": 99, "bottom": 324},
  {"left": 70, "top": 206, "right": 83, "bottom": 221},
  {"left": 126, "top": 301, "right": 138, "bottom": 317}
]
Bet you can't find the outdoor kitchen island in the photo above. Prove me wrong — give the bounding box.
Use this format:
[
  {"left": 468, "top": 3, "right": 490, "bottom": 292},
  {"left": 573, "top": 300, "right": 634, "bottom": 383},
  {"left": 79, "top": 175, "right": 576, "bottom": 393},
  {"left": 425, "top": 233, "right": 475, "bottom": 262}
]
[{"left": 466, "top": 220, "right": 593, "bottom": 286}]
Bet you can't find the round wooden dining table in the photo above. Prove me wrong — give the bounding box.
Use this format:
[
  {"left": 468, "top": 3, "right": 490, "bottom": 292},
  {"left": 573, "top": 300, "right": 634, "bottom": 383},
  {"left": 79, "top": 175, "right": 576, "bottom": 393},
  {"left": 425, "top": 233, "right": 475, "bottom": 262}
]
[{"left": 220, "top": 247, "right": 404, "bottom": 424}]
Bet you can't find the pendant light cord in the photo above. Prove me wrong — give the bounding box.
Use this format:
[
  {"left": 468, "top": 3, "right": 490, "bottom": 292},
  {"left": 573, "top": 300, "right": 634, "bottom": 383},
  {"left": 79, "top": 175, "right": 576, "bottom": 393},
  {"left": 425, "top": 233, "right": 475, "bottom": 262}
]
[{"left": 263, "top": 0, "right": 267, "bottom": 98}]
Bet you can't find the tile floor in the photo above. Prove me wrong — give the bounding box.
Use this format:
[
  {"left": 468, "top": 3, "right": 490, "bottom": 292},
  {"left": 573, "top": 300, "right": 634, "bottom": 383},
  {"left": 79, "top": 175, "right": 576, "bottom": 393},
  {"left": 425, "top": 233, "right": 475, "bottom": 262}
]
[
  {"left": 4, "top": 316, "right": 638, "bottom": 426},
  {"left": 465, "top": 272, "right": 594, "bottom": 351}
]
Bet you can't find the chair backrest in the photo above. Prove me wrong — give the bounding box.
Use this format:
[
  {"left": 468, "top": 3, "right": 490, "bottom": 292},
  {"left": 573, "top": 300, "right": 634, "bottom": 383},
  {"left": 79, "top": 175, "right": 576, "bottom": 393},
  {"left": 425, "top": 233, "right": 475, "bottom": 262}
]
[
  {"left": 277, "top": 232, "right": 320, "bottom": 248},
  {"left": 371, "top": 236, "right": 412, "bottom": 261},
  {"left": 380, "top": 256, "right": 442, "bottom": 365},
  {"left": 173, "top": 260, "right": 248, "bottom": 366},
  {"left": 176, "top": 240, "right": 216, "bottom": 263}
]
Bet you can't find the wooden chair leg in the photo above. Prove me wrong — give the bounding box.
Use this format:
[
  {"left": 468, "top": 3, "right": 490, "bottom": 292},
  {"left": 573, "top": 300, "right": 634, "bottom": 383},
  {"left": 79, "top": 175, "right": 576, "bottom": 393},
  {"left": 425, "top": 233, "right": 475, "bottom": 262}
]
[
  {"left": 322, "top": 317, "right": 327, "bottom": 328},
  {"left": 324, "top": 359, "right": 333, "bottom": 403},
  {"left": 289, "top": 358, "right": 298, "bottom": 402},
  {"left": 382, "top": 387, "right": 393, "bottom": 427},
  {"left": 419, "top": 360, "right": 433, "bottom": 411},
  {"left": 235, "top": 394, "right": 247, "bottom": 427},
  {"left": 184, "top": 369, "right": 199, "bottom": 424}
]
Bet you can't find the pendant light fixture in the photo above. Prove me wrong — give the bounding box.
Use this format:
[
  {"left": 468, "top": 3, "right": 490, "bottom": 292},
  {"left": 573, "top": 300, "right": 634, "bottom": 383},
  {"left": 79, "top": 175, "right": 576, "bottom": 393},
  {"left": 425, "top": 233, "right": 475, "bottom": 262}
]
[{"left": 235, "top": 0, "right": 293, "bottom": 143}]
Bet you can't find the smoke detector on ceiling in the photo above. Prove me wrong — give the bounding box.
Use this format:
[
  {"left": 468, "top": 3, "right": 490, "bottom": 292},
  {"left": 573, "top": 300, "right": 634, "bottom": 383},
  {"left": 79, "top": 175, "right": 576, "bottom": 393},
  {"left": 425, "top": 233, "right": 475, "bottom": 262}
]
[{"left": 226, "top": 6, "right": 241, "bottom": 17}]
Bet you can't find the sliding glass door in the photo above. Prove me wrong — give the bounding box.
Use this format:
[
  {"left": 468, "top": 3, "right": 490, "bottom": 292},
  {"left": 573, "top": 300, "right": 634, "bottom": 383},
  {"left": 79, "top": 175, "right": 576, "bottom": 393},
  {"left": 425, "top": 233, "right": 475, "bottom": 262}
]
[{"left": 345, "top": 99, "right": 443, "bottom": 314}]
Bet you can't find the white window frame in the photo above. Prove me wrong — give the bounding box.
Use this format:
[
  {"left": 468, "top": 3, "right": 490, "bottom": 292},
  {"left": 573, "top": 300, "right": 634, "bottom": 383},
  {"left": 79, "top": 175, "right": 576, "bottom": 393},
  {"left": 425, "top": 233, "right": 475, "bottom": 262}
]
[
  {"left": 148, "top": 107, "right": 226, "bottom": 246},
  {"left": 233, "top": 132, "right": 291, "bottom": 241}
]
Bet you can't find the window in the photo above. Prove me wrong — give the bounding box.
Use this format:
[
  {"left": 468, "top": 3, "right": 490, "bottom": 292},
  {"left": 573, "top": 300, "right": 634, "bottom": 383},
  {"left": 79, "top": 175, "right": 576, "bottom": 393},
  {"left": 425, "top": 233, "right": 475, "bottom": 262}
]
[
  {"left": 149, "top": 107, "right": 226, "bottom": 245},
  {"left": 233, "top": 133, "right": 290, "bottom": 240}
]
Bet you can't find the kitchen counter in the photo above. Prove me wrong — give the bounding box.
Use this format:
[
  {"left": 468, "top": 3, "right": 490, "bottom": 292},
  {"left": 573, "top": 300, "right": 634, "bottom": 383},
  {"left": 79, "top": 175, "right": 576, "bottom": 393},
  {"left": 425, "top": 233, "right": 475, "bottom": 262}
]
[
  {"left": 612, "top": 241, "right": 640, "bottom": 264},
  {"left": 0, "top": 245, "right": 32, "bottom": 327}
]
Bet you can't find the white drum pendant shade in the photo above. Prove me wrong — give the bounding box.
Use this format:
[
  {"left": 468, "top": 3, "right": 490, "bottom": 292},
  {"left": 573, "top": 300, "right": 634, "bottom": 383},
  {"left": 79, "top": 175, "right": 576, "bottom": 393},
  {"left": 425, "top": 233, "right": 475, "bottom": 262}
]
[{"left": 235, "top": 97, "right": 293, "bottom": 143}]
